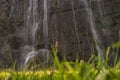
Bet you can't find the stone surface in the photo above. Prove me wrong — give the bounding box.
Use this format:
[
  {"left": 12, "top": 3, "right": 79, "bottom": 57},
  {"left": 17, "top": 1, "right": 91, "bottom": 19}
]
[{"left": 0, "top": 0, "right": 120, "bottom": 68}]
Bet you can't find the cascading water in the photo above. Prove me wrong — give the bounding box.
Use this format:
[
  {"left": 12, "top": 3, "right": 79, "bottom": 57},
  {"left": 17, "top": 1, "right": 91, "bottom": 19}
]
[
  {"left": 10, "top": 0, "right": 17, "bottom": 28},
  {"left": 96, "top": 0, "right": 104, "bottom": 22},
  {"left": 23, "top": 0, "right": 49, "bottom": 70},
  {"left": 27, "top": 0, "right": 39, "bottom": 49},
  {"left": 81, "top": 0, "right": 104, "bottom": 61},
  {"left": 10, "top": 0, "right": 16, "bottom": 18},
  {"left": 71, "top": 0, "right": 80, "bottom": 49},
  {"left": 43, "top": 0, "right": 48, "bottom": 48}
]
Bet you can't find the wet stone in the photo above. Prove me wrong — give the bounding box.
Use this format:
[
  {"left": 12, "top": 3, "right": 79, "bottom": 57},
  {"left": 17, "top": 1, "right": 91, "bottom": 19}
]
[{"left": 0, "top": 0, "right": 120, "bottom": 69}]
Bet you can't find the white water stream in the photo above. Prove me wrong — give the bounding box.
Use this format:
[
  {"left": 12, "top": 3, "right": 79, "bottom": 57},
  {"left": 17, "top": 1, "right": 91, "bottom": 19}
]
[
  {"left": 81, "top": 0, "right": 104, "bottom": 60},
  {"left": 23, "top": 0, "right": 49, "bottom": 70}
]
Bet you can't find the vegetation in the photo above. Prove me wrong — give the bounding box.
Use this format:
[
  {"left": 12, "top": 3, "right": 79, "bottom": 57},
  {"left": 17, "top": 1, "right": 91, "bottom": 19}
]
[{"left": 0, "top": 41, "right": 120, "bottom": 80}]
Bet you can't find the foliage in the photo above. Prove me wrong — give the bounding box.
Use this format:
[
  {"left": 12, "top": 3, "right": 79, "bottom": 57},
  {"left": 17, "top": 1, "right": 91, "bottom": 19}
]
[
  {"left": 0, "top": 42, "right": 120, "bottom": 80},
  {"left": 0, "top": 61, "right": 120, "bottom": 80},
  {"left": 0, "top": 48, "right": 120, "bottom": 80}
]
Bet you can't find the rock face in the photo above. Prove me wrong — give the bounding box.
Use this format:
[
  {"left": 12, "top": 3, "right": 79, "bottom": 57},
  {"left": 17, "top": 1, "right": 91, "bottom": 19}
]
[{"left": 0, "top": 0, "right": 120, "bottom": 68}]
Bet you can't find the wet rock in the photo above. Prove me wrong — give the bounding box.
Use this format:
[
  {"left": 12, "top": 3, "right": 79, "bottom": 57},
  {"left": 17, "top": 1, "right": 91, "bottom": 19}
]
[
  {"left": 103, "top": 16, "right": 115, "bottom": 27},
  {"left": 8, "top": 36, "right": 24, "bottom": 49},
  {"left": 0, "top": 0, "right": 120, "bottom": 69}
]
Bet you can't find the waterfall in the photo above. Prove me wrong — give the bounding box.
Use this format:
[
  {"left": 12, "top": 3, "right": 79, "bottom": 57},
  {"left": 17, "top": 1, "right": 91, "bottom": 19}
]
[
  {"left": 43, "top": 0, "right": 48, "bottom": 48},
  {"left": 26, "top": 0, "right": 38, "bottom": 50},
  {"left": 71, "top": 0, "right": 80, "bottom": 49},
  {"left": 10, "top": 0, "right": 17, "bottom": 28},
  {"left": 32, "top": 0, "right": 39, "bottom": 49},
  {"left": 81, "top": 0, "right": 104, "bottom": 60},
  {"left": 23, "top": 0, "right": 49, "bottom": 70},
  {"left": 23, "top": 0, "right": 39, "bottom": 70},
  {"left": 10, "top": 0, "right": 16, "bottom": 18}
]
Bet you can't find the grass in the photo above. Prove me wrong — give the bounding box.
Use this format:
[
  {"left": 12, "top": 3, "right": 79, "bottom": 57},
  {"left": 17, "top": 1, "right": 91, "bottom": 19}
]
[
  {"left": 0, "top": 42, "right": 120, "bottom": 80},
  {"left": 0, "top": 60, "right": 120, "bottom": 80}
]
